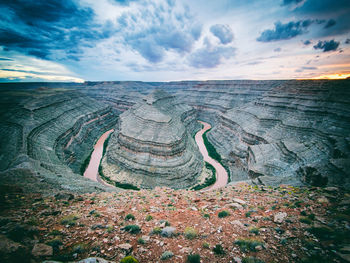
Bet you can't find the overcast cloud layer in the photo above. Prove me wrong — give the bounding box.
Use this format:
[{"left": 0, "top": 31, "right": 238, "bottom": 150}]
[{"left": 0, "top": 0, "right": 349, "bottom": 81}]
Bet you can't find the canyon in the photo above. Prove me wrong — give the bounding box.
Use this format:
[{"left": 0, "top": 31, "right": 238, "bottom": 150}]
[{"left": 0, "top": 80, "right": 350, "bottom": 193}]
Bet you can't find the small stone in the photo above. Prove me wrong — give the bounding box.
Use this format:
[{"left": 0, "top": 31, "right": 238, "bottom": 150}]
[
  {"left": 233, "top": 256, "right": 242, "bottom": 263},
  {"left": 118, "top": 243, "right": 132, "bottom": 252},
  {"left": 274, "top": 212, "right": 287, "bottom": 223},
  {"left": 317, "top": 197, "right": 329, "bottom": 204},
  {"left": 54, "top": 193, "right": 74, "bottom": 201},
  {"left": 229, "top": 203, "right": 243, "bottom": 210},
  {"left": 324, "top": 187, "right": 338, "bottom": 193},
  {"left": 77, "top": 257, "right": 112, "bottom": 263},
  {"left": 255, "top": 245, "right": 263, "bottom": 251},
  {"left": 232, "top": 198, "right": 246, "bottom": 205},
  {"left": 292, "top": 253, "right": 297, "bottom": 258},
  {"left": 231, "top": 220, "right": 246, "bottom": 229},
  {"left": 32, "top": 243, "right": 53, "bottom": 257}
]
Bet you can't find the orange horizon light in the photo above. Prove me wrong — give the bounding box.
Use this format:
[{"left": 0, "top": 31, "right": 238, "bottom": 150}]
[{"left": 310, "top": 73, "right": 350, "bottom": 80}]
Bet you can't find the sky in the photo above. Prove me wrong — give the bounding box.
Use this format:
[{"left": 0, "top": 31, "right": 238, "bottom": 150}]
[{"left": 0, "top": 0, "right": 350, "bottom": 82}]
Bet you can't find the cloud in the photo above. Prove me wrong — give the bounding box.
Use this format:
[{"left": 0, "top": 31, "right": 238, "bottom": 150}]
[
  {"left": 257, "top": 20, "right": 312, "bottom": 42},
  {"left": 0, "top": 0, "right": 113, "bottom": 60},
  {"left": 282, "top": 0, "right": 305, "bottom": 6},
  {"left": 210, "top": 24, "right": 234, "bottom": 44},
  {"left": 188, "top": 38, "right": 235, "bottom": 68},
  {"left": 324, "top": 19, "right": 336, "bottom": 29},
  {"left": 117, "top": 1, "right": 202, "bottom": 63},
  {"left": 313, "top": 40, "right": 340, "bottom": 52},
  {"left": 345, "top": 39, "right": 350, "bottom": 44},
  {"left": 274, "top": 48, "right": 282, "bottom": 52},
  {"left": 111, "top": 0, "right": 138, "bottom": 6},
  {"left": 303, "top": 40, "right": 312, "bottom": 45}
]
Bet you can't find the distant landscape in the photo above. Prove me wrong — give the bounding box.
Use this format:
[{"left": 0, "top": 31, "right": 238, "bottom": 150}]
[{"left": 1, "top": 0, "right": 350, "bottom": 262}]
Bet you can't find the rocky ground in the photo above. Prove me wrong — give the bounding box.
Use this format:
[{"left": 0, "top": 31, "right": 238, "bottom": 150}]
[{"left": 1, "top": 183, "right": 350, "bottom": 263}]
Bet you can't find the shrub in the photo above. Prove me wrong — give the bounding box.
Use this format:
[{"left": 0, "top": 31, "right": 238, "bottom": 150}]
[
  {"left": 202, "top": 242, "right": 210, "bottom": 249},
  {"left": 218, "top": 210, "right": 230, "bottom": 218},
  {"left": 213, "top": 244, "right": 225, "bottom": 255},
  {"left": 249, "top": 227, "right": 260, "bottom": 235},
  {"left": 184, "top": 227, "right": 197, "bottom": 240},
  {"left": 299, "top": 217, "right": 312, "bottom": 224},
  {"left": 122, "top": 225, "right": 141, "bottom": 234},
  {"left": 137, "top": 237, "right": 145, "bottom": 244},
  {"left": 203, "top": 213, "right": 210, "bottom": 219},
  {"left": 245, "top": 211, "right": 252, "bottom": 218},
  {"left": 161, "top": 251, "right": 174, "bottom": 260},
  {"left": 187, "top": 254, "right": 201, "bottom": 263},
  {"left": 125, "top": 214, "right": 135, "bottom": 221},
  {"left": 46, "top": 238, "right": 62, "bottom": 251},
  {"left": 72, "top": 243, "right": 88, "bottom": 254},
  {"left": 145, "top": 215, "right": 153, "bottom": 221},
  {"left": 152, "top": 227, "right": 162, "bottom": 235},
  {"left": 60, "top": 215, "right": 79, "bottom": 226},
  {"left": 120, "top": 256, "right": 139, "bottom": 263},
  {"left": 242, "top": 256, "right": 265, "bottom": 263},
  {"left": 235, "top": 238, "right": 264, "bottom": 252},
  {"left": 48, "top": 230, "right": 62, "bottom": 236}
]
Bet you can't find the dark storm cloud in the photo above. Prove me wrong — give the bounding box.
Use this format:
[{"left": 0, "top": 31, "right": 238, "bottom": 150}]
[
  {"left": 345, "top": 39, "right": 350, "bottom": 44},
  {"left": 286, "top": 0, "right": 350, "bottom": 37},
  {"left": 324, "top": 19, "right": 336, "bottom": 29},
  {"left": 313, "top": 40, "right": 340, "bottom": 52},
  {"left": 0, "top": 0, "right": 113, "bottom": 60},
  {"left": 303, "top": 40, "right": 312, "bottom": 45},
  {"left": 257, "top": 20, "right": 312, "bottom": 42},
  {"left": 210, "top": 24, "right": 234, "bottom": 44}
]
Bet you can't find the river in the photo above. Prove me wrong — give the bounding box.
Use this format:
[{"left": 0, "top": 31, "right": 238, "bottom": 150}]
[
  {"left": 195, "top": 121, "right": 228, "bottom": 190},
  {"left": 83, "top": 129, "right": 114, "bottom": 187},
  {"left": 84, "top": 121, "right": 228, "bottom": 190}
]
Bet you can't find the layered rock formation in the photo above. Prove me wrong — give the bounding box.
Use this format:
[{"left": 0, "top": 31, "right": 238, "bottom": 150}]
[
  {"left": 101, "top": 90, "right": 203, "bottom": 189},
  {"left": 1, "top": 80, "right": 349, "bottom": 192},
  {"left": 0, "top": 86, "right": 119, "bottom": 193}
]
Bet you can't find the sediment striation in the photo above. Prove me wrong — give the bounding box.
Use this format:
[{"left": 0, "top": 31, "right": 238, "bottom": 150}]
[
  {"left": 1, "top": 80, "right": 349, "bottom": 192},
  {"left": 101, "top": 90, "right": 203, "bottom": 189}
]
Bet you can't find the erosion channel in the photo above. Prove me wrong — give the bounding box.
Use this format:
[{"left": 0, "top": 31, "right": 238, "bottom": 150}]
[{"left": 84, "top": 121, "right": 228, "bottom": 190}]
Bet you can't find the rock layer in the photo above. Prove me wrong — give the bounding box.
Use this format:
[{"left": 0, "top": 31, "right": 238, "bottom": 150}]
[{"left": 101, "top": 90, "right": 203, "bottom": 189}]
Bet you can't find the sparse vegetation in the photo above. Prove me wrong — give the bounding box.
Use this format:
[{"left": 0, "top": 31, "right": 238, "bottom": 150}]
[
  {"left": 125, "top": 213, "right": 135, "bottom": 221},
  {"left": 235, "top": 238, "right": 264, "bottom": 252},
  {"left": 213, "top": 244, "right": 225, "bottom": 255},
  {"left": 249, "top": 227, "right": 260, "bottom": 235},
  {"left": 184, "top": 227, "right": 197, "bottom": 240},
  {"left": 187, "top": 253, "right": 201, "bottom": 263},
  {"left": 242, "top": 256, "right": 265, "bottom": 263},
  {"left": 192, "top": 162, "right": 216, "bottom": 191},
  {"left": 122, "top": 224, "right": 141, "bottom": 234},
  {"left": 80, "top": 150, "right": 93, "bottom": 175},
  {"left": 145, "top": 215, "right": 153, "bottom": 221},
  {"left": 152, "top": 227, "right": 162, "bottom": 235},
  {"left": 60, "top": 214, "right": 79, "bottom": 226},
  {"left": 161, "top": 251, "right": 174, "bottom": 260},
  {"left": 120, "top": 256, "right": 139, "bottom": 263},
  {"left": 218, "top": 210, "right": 230, "bottom": 218}
]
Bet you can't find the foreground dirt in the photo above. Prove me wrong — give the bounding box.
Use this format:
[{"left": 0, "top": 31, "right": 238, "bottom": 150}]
[{"left": 1, "top": 183, "right": 350, "bottom": 263}]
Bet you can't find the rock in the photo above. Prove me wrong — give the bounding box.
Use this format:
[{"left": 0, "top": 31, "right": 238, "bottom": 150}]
[
  {"left": 324, "top": 187, "right": 339, "bottom": 193},
  {"left": 233, "top": 256, "right": 242, "bottom": 263},
  {"left": 317, "top": 197, "right": 329, "bottom": 204},
  {"left": 118, "top": 243, "right": 133, "bottom": 253},
  {"left": 0, "top": 235, "right": 29, "bottom": 263},
  {"left": 231, "top": 220, "right": 246, "bottom": 229},
  {"left": 3, "top": 223, "right": 38, "bottom": 242},
  {"left": 77, "top": 257, "right": 114, "bottom": 263},
  {"left": 141, "top": 235, "right": 150, "bottom": 242},
  {"left": 31, "top": 243, "right": 53, "bottom": 257},
  {"left": 274, "top": 212, "right": 287, "bottom": 223},
  {"left": 54, "top": 192, "right": 74, "bottom": 201},
  {"left": 229, "top": 203, "right": 243, "bottom": 210},
  {"left": 232, "top": 198, "right": 246, "bottom": 205},
  {"left": 161, "top": 227, "right": 176, "bottom": 237},
  {"left": 101, "top": 90, "right": 203, "bottom": 189}
]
